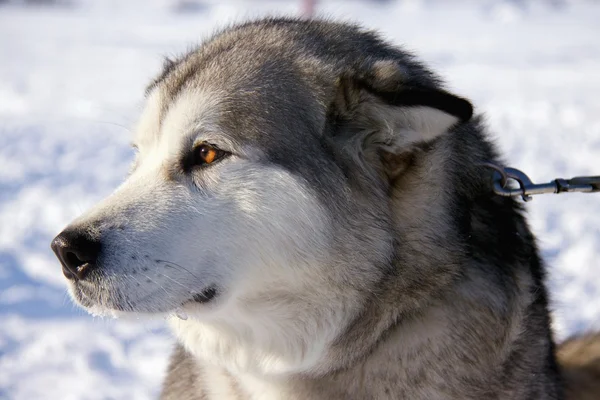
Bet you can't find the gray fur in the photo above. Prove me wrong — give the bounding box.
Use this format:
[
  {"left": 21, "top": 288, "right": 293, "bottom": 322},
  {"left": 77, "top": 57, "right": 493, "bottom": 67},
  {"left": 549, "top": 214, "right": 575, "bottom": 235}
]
[
  {"left": 52, "top": 17, "right": 587, "bottom": 399},
  {"left": 155, "top": 18, "right": 561, "bottom": 399}
]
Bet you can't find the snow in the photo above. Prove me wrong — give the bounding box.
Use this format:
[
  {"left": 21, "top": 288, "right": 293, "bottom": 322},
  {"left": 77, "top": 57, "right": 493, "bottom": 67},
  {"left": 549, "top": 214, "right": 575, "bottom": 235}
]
[{"left": 0, "top": 0, "right": 599, "bottom": 398}]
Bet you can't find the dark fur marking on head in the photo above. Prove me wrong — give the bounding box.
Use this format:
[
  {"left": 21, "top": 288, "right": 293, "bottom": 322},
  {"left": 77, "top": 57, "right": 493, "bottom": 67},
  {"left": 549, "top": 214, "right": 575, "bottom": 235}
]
[{"left": 358, "top": 83, "right": 474, "bottom": 123}]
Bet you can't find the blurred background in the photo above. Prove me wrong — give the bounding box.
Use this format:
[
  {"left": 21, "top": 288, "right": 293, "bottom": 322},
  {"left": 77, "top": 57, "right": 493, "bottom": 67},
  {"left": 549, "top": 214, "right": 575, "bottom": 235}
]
[{"left": 0, "top": 0, "right": 599, "bottom": 399}]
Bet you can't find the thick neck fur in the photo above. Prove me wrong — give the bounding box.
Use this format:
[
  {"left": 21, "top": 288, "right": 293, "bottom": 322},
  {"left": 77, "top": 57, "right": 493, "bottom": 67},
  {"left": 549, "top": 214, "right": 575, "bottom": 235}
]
[{"left": 163, "top": 121, "right": 562, "bottom": 400}]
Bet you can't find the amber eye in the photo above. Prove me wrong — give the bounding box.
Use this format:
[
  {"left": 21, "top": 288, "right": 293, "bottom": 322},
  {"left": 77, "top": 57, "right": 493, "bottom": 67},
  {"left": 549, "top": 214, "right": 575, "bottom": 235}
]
[{"left": 191, "top": 143, "right": 225, "bottom": 167}]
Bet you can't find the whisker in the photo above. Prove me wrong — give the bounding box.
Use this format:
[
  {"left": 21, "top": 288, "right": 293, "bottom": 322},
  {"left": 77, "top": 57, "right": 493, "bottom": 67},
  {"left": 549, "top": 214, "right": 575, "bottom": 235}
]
[
  {"left": 155, "top": 259, "right": 202, "bottom": 280},
  {"left": 156, "top": 271, "right": 197, "bottom": 293},
  {"left": 141, "top": 272, "right": 176, "bottom": 301}
]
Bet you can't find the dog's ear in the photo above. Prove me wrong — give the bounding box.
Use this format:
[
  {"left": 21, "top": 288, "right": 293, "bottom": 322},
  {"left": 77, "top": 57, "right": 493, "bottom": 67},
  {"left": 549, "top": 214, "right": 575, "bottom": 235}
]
[{"left": 330, "top": 60, "right": 473, "bottom": 181}]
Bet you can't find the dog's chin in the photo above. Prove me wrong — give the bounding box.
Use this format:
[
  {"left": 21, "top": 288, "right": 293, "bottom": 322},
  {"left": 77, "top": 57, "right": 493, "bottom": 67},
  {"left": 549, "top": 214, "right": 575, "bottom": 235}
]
[{"left": 68, "top": 283, "right": 220, "bottom": 321}]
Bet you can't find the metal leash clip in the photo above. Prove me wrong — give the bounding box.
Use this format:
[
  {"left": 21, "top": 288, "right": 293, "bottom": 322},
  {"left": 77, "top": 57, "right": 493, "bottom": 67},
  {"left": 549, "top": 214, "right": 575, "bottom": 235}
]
[{"left": 480, "top": 163, "right": 600, "bottom": 202}]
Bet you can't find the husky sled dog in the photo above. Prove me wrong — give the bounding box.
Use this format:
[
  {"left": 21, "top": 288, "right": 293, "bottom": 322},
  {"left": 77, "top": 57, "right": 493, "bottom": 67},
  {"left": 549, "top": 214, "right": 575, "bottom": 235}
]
[{"left": 51, "top": 18, "right": 599, "bottom": 399}]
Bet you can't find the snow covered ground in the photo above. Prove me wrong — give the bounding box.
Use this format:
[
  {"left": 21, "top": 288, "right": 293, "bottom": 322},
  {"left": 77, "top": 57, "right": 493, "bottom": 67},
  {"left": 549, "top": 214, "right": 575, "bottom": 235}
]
[{"left": 0, "top": 0, "right": 599, "bottom": 398}]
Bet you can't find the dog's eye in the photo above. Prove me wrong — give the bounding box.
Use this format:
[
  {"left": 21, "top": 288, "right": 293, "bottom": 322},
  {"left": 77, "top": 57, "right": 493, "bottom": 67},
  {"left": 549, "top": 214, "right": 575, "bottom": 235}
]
[{"left": 191, "top": 143, "right": 226, "bottom": 167}]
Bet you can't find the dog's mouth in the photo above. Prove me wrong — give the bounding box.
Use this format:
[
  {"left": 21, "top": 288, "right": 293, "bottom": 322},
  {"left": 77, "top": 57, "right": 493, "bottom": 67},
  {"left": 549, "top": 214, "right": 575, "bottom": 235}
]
[
  {"left": 71, "top": 281, "right": 220, "bottom": 318},
  {"left": 173, "top": 286, "right": 219, "bottom": 320},
  {"left": 189, "top": 286, "right": 218, "bottom": 304}
]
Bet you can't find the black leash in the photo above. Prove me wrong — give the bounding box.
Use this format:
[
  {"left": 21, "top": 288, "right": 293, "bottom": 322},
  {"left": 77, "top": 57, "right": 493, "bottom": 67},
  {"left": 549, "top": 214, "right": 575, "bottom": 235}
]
[{"left": 480, "top": 163, "right": 600, "bottom": 202}]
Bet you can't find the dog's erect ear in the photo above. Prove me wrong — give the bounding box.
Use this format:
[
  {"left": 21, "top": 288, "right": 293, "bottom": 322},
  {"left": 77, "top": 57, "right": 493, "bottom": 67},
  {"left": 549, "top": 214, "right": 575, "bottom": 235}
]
[{"left": 330, "top": 60, "right": 473, "bottom": 181}]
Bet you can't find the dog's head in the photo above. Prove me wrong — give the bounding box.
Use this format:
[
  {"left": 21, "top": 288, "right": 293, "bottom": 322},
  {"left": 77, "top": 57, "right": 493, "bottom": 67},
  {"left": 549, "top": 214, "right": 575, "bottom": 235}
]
[{"left": 51, "top": 19, "right": 472, "bottom": 374}]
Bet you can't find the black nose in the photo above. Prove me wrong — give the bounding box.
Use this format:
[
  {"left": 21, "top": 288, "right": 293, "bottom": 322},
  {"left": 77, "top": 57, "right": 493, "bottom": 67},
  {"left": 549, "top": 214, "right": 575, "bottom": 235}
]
[{"left": 51, "top": 228, "right": 101, "bottom": 280}]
